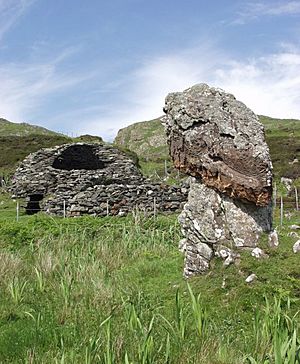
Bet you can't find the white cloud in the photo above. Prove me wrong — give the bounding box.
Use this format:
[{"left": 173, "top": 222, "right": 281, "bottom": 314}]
[
  {"left": 1, "top": 41, "right": 299, "bottom": 141},
  {"left": 73, "top": 44, "right": 300, "bottom": 140},
  {"left": 0, "top": 0, "right": 36, "bottom": 40},
  {"left": 68, "top": 46, "right": 226, "bottom": 140},
  {"left": 234, "top": 1, "right": 300, "bottom": 24},
  {"left": 0, "top": 47, "right": 95, "bottom": 124}
]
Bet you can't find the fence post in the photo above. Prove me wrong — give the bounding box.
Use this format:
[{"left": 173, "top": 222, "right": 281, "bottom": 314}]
[
  {"left": 273, "top": 182, "right": 277, "bottom": 209},
  {"left": 63, "top": 200, "right": 66, "bottom": 218},
  {"left": 164, "top": 160, "right": 168, "bottom": 178},
  {"left": 16, "top": 201, "right": 19, "bottom": 222},
  {"left": 295, "top": 187, "right": 299, "bottom": 211},
  {"left": 280, "top": 196, "right": 283, "bottom": 227}
]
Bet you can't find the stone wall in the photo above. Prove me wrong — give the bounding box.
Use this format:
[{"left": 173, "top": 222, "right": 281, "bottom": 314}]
[{"left": 10, "top": 143, "right": 188, "bottom": 216}]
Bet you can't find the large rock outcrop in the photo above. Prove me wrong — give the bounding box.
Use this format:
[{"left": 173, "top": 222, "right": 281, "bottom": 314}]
[
  {"left": 162, "top": 84, "right": 273, "bottom": 276},
  {"left": 163, "top": 84, "right": 272, "bottom": 206},
  {"left": 10, "top": 143, "right": 187, "bottom": 216}
]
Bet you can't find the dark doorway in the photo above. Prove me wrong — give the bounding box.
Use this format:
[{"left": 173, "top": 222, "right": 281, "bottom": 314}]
[
  {"left": 26, "top": 194, "right": 43, "bottom": 215},
  {"left": 52, "top": 145, "right": 105, "bottom": 170}
]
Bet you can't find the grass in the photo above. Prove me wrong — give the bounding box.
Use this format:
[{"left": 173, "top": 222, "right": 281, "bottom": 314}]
[
  {"left": 0, "top": 191, "right": 299, "bottom": 362},
  {"left": 0, "top": 134, "right": 72, "bottom": 178},
  {"left": 261, "top": 115, "right": 300, "bottom": 180},
  {"left": 0, "top": 118, "right": 61, "bottom": 137}
]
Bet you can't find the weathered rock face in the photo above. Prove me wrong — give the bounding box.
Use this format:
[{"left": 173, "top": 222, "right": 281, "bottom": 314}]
[
  {"left": 162, "top": 83, "right": 272, "bottom": 206},
  {"left": 179, "top": 179, "right": 272, "bottom": 276},
  {"left": 10, "top": 143, "right": 187, "bottom": 216},
  {"left": 162, "top": 84, "right": 273, "bottom": 276}
]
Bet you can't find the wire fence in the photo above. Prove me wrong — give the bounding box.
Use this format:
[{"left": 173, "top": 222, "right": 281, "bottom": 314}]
[
  {"left": 0, "top": 197, "right": 162, "bottom": 222},
  {"left": 0, "top": 187, "right": 299, "bottom": 223}
]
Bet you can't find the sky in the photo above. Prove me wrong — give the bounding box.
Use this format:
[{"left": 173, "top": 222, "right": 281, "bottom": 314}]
[{"left": 0, "top": 0, "right": 300, "bottom": 140}]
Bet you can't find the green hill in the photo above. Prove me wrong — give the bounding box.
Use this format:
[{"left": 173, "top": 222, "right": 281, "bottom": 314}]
[
  {"left": 0, "top": 118, "right": 62, "bottom": 137},
  {"left": 260, "top": 116, "right": 300, "bottom": 180},
  {"left": 114, "top": 115, "right": 300, "bottom": 182},
  {"left": 114, "top": 117, "right": 166, "bottom": 161},
  {"left": 0, "top": 118, "right": 72, "bottom": 178}
]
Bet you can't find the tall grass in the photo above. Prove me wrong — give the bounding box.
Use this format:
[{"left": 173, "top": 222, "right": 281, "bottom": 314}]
[{"left": 0, "top": 212, "right": 298, "bottom": 362}]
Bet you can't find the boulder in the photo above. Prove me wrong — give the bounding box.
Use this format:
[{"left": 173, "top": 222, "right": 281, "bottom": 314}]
[
  {"left": 162, "top": 84, "right": 273, "bottom": 276},
  {"left": 293, "top": 240, "right": 300, "bottom": 253},
  {"left": 162, "top": 84, "right": 272, "bottom": 206}
]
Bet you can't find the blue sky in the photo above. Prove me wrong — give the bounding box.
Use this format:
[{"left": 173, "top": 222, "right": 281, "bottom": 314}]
[{"left": 0, "top": 0, "right": 300, "bottom": 140}]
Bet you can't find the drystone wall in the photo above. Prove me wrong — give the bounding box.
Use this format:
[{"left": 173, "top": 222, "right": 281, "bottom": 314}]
[
  {"left": 10, "top": 143, "right": 188, "bottom": 216},
  {"left": 162, "top": 84, "right": 274, "bottom": 277}
]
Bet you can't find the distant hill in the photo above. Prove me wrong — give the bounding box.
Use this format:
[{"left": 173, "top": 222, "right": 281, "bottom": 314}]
[
  {"left": 0, "top": 118, "right": 72, "bottom": 177},
  {"left": 114, "top": 115, "right": 300, "bottom": 181},
  {"left": 0, "top": 118, "right": 62, "bottom": 137},
  {"left": 115, "top": 118, "right": 167, "bottom": 161}
]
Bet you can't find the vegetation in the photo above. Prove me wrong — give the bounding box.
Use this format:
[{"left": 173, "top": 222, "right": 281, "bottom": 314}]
[
  {"left": 0, "top": 134, "right": 72, "bottom": 178},
  {"left": 260, "top": 116, "right": 300, "bottom": 180},
  {"left": 0, "top": 118, "right": 61, "bottom": 137},
  {"left": 0, "top": 188, "right": 299, "bottom": 363}
]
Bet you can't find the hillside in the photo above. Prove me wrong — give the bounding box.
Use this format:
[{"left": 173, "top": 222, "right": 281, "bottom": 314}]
[
  {"left": 0, "top": 118, "right": 72, "bottom": 177},
  {"left": 114, "top": 117, "right": 166, "bottom": 161},
  {"left": 114, "top": 115, "right": 300, "bottom": 181},
  {"left": 0, "top": 118, "right": 61, "bottom": 137}
]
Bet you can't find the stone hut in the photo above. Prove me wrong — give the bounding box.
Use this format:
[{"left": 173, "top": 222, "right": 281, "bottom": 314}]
[{"left": 10, "top": 143, "right": 187, "bottom": 216}]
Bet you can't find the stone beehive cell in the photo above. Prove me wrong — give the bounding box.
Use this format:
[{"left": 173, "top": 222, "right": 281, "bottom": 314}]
[
  {"left": 11, "top": 143, "right": 187, "bottom": 216},
  {"left": 162, "top": 84, "right": 273, "bottom": 277}
]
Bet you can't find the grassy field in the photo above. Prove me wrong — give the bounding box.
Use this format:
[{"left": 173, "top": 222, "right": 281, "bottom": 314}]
[{"left": 0, "top": 189, "right": 299, "bottom": 363}]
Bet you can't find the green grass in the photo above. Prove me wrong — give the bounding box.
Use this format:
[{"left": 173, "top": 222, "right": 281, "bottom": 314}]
[
  {"left": 260, "top": 116, "right": 300, "bottom": 180},
  {"left": 0, "top": 192, "right": 299, "bottom": 363},
  {"left": 0, "top": 118, "right": 61, "bottom": 137},
  {"left": 0, "top": 134, "right": 72, "bottom": 177}
]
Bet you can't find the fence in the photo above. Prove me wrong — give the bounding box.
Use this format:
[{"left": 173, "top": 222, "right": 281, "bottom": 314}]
[
  {"left": 0, "top": 197, "right": 162, "bottom": 222},
  {"left": 0, "top": 187, "right": 299, "bottom": 223}
]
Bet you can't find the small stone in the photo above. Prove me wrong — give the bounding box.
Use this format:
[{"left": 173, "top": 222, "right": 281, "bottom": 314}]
[
  {"left": 223, "top": 254, "right": 235, "bottom": 267},
  {"left": 280, "top": 177, "right": 293, "bottom": 193},
  {"left": 218, "top": 249, "right": 229, "bottom": 259},
  {"left": 251, "top": 247, "right": 265, "bottom": 258},
  {"left": 268, "top": 230, "right": 279, "bottom": 248},
  {"left": 288, "top": 232, "right": 299, "bottom": 238},
  {"left": 290, "top": 225, "right": 300, "bottom": 230},
  {"left": 293, "top": 240, "right": 300, "bottom": 253},
  {"left": 234, "top": 237, "right": 245, "bottom": 247},
  {"left": 245, "top": 274, "right": 257, "bottom": 283},
  {"left": 178, "top": 239, "right": 187, "bottom": 252}
]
